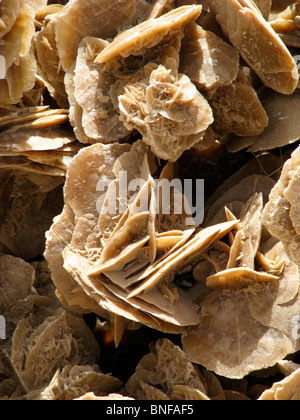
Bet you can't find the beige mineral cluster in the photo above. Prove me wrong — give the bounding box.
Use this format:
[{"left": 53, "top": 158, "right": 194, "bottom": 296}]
[
  {"left": 184, "top": 185, "right": 300, "bottom": 378},
  {"left": 205, "top": 0, "right": 298, "bottom": 95},
  {"left": 0, "top": 255, "right": 123, "bottom": 400},
  {"left": 45, "top": 139, "right": 300, "bottom": 379},
  {"left": 259, "top": 361, "right": 300, "bottom": 400},
  {"left": 1, "top": 0, "right": 300, "bottom": 400}
]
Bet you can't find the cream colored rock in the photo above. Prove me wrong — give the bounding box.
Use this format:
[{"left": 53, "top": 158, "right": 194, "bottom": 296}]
[
  {"left": 206, "top": 267, "right": 279, "bottom": 289},
  {"left": 35, "top": 13, "right": 68, "bottom": 108},
  {"left": 227, "top": 193, "right": 263, "bottom": 269}
]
